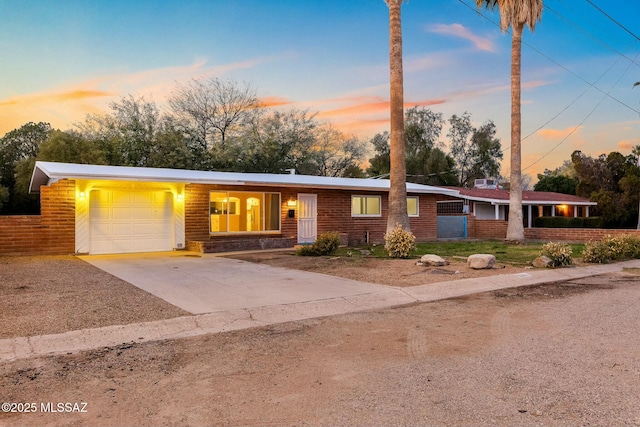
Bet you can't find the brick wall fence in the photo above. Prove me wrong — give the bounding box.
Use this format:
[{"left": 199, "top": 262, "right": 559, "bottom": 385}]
[
  {"left": 467, "top": 216, "right": 640, "bottom": 242},
  {"left": 0, "top": 180, "right": 75, "bottom": 256}
]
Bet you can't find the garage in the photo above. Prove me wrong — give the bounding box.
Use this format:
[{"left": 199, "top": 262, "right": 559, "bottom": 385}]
[{"left": 89, "top": 189, "right": 173, "bottom": 254}]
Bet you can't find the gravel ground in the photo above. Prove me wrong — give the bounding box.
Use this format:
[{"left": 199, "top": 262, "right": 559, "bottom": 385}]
[
  {"left": 0, "top": 256, "right": 189, "bottom": 339},
  {"left": 1, "top": 268, "right": 640, "bottom": 426}
]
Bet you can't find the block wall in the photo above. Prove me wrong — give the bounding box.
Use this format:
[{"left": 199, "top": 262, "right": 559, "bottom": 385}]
[{"left": 0, "top": 180, "right": 75, "bottom": 256}]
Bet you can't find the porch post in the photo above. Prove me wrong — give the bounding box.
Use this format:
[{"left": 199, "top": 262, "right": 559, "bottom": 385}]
[
  {"left": 494, "top": 204, "right": 500, "bottom": 220},
  {"left": 586, "top": 206, "right": 589, "bottom": 218},
  {"left": 551, "top": 205, "right": 556, "bottom": 217},
  {"left": 574, "top": 206, "right": 578, "bottom": 218},
  {"left": 527, "top": 205, "right": 532, "bottom": 228}
]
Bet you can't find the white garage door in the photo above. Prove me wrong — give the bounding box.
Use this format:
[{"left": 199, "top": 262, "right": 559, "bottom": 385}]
[{"left": 90, "top": 190, "right": 173, "bottom": 254}]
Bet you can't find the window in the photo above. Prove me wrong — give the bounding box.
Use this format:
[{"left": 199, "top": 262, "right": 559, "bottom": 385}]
[
  {"left": 210, "top": 191, "right": 280, "bottom": 233},
  {"left": 351, "top": 195, "right": 381, "bottom": 217},
  {"left": 407, "top": 196, "right": 419, "bottom": 217},
  {"left": 437, "top": 201, "right": 464, "bottom": 214}
]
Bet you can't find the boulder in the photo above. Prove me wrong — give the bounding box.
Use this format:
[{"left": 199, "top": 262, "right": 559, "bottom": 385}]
[
  {"left": 532, "top": 256, "right": 553, "bottom": 268},
  {"left": 420, "top": 254, "right": 448, "bottom": 266},
  {"left": 467, "top": 254, "right": 496, "bottom": 270}
]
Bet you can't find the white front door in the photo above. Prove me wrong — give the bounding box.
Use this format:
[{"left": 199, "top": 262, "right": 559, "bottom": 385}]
[
  {"left": 297, "top": 193, "right": 317, "bottom": 244},
  {"left": 89, "top": 189, "right": 173, "bottom": 254}
]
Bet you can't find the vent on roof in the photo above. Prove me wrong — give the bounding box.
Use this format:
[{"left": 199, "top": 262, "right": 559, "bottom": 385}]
[{"left": 474, "top": 178, "right": 497, "bottom": 189}]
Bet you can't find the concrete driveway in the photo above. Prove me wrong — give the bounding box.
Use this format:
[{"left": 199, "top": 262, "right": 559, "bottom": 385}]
[{"left": 80, "top": 251, "right": 387, "bottom": 314}]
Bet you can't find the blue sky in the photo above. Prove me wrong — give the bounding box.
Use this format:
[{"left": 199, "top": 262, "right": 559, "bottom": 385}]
[{"left": 1, "top": 0, "right": 638, "bottom": 177}]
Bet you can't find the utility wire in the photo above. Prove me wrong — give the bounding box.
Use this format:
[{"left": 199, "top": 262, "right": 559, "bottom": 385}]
[
  {"left": 523, "top": 48, "right": 640, "bottom": 172},
  {"left": 521, "top": 38, "right": 632, "bottom": 142},
  {"left": 585, "top": 0, "right": 640, "bottom": 41},
  {"left": 545, "top": 4, "right": 640, "bottom": 67},
  {"left": 457, "top": 0, "right": 640, "bottom": 115}
]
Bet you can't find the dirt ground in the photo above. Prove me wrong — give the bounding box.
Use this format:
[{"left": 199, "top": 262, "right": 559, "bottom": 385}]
[
  {"left": 0, "top": 256, "right": 189, "bottom": 339},
  {"left": 227, "top": 250, "right": 527, "bottom": 287},
  {"left": 2, "top": 255, "right": 640, "bottom": 426}
]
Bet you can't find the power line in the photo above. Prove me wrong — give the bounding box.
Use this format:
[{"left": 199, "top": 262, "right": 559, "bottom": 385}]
[
  {"left": 523, "top": 48, "right": 640, "bottom": 172},
  {"left": 456, "top": 0, "right": 640, "bottom": 116},
  {"left": 585, "top": 0, "right": 640, "bottom": 41},
  {"left": 545, "top": 4, "right": 640, "bottom": 67},
  {"left": 455, "top": 0, "right": 640, "bottom": 173},
  {"left": 521, "top": 39, "right": 632, "bottom": 142}
]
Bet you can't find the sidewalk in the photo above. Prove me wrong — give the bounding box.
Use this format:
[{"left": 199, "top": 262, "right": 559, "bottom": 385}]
[{"left": 2, "top": 260, "right": 639, "bottom": 363}]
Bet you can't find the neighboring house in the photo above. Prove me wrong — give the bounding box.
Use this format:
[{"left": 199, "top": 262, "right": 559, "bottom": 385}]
[
  {"left": 437, "top": 187, "right": 597, "bottom": 228},
  {"left": 26, "top": 161, "right": 458, "bottom": 255}
]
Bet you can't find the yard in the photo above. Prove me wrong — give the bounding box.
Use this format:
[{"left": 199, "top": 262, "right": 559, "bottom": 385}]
[{"left": 3, "top": 244, "right": 640, "bottom": 426}]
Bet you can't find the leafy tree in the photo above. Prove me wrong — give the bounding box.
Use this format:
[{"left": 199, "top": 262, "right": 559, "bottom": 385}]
[
  {"left": 384, "top": 0, "right": 410, "bottom": 233},
  {"left": 147, "top": 121, "right": 195, "bottom": 170},
  {"left": 571, "top": 149, "right": 640, "bottom": 227},
  {"left": 476, "top": 0, "right": 543, "bottom": 242},
  {"left": 449, "top": 114, "right": 503, "bottom": 186},
  {"left": 367, "top": 108, "right": 458, "bottom": 185},
  {"left": 38, "top": 130, "right": 107, "bottom": 165},
  {"left": 467, "top": 120, "right": 503, "bottom": 184},
  {"left": 237, "top": 109, "right": 317, "bottom": 174},
  {"left": 448, "top": 112, "right": 474, "bottom": 185},
  {"left": 367, "top": 132, "right": 391, "bottom": 177},
  {"left": 534, "top": 173, "right": 578, "bottom": 195},
  {"left": 0, "top": 186, "right": 9, "bottom": 211},
  {"left": 0, "top": 122, "right": 51, "bottom": 214},
  {"left": 404, "top": 107, "right": 456, "bottom": 185},
  {"left": 421, "top": 147, "right": 458, "bottom": 185},
  {"left": 77, "top": 95, "right": 162, "bottom": 167}
]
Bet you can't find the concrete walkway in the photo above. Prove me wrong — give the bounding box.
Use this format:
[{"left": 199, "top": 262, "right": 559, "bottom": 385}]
[{"left": 2, "top": 258, "right": 639, "bottom": 363}]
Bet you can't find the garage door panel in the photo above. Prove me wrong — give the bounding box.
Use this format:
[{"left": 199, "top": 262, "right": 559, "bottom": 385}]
[
  {"left": 112, "top": 207, "right": 133, "bottom": 220},
  {"left": 90, "top": 190, "right": 173, "bottom": 254}
]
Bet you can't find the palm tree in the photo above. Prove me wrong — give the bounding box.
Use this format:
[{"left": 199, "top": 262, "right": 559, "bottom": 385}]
[
  {"left": 476, "top": 0, "right": 543, "bottom": 242},
  {"left": 384, "top": 0, "right": 410, "bottom": 233}
]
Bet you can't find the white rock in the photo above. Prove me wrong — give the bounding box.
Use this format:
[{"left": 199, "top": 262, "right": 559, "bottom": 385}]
[
  {"left": 420, "top": 254, "right": 448, "bottom": 266},
  {"left": 467, "top": 254, "right": 496, "bottom": 270}
]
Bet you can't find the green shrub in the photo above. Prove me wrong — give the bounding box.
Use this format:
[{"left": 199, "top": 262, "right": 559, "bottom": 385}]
[
  {"left": 533, "top": 216, "right": 603, "bottom": 228},
  {"left": 297, "top": 231, "right": 341, "bottom": 256},
  {"left": 582, "top": 233, "right": 640, "bottom": 263},
  {"left": 540, "top": 242, "right": 573, "bottom": 267},
  {"left": 384, "top": 224, "right": 416, "bottom": 258},
  {"left": 582, "top": 217, "right": 603, "bottom": 228}
]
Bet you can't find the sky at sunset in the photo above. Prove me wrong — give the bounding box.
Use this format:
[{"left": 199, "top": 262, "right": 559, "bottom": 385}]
[{"left": 1, "top": 0, "right": 639, "bottom": 177}]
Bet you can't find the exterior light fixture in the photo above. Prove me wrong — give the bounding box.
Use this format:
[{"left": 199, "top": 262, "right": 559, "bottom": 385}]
[
  {"left": 287, "top": 197, "right": 297, "bottom": 208},
  {"left": 78, "top": 191, "right": 86, "bottom": 200},
  {"left": 176, "top": 193, "right": 184, "bottom": 201}
]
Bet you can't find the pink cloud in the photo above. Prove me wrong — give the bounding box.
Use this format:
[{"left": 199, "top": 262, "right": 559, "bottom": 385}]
[
  {"left": 427, "top": 23, "right": 496, "bottom": 52},
  {"left": 537, "top": 126, "right": 583, "bottom": 140}
]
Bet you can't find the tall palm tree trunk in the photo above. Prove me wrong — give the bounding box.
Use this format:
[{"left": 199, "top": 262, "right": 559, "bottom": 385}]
[
  {"left": 506, "top": 22, "right": 525, "bottom": 242},
  {"left": 386, "top": 0, "right": 410, "bottom": 233}
]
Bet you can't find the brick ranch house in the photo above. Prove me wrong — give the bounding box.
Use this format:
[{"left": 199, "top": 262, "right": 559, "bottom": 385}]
[{"left": 2, "top": 161, "right": 459, "bottom": 256}]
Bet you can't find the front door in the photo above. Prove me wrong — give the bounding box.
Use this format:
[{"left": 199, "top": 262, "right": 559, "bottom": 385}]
[{"left": 297, "top": 193, "right": 317, "bottom": 244}]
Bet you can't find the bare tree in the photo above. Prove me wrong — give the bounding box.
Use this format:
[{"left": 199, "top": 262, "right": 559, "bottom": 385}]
[
  {"left": 384, "top": 0, "right": 410, "bottom": 233},
  {"left": 169, "top": 77, "right": 259, "bottom": 151}
]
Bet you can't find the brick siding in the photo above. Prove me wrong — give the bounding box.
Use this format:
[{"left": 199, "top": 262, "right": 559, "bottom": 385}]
[
  {"left": 466, "top": 216, "right": 640, "bottom": 242},
  {"left": 0, "top": 180, "right": 75, "bottom": 256},
  {"left": 185, "top": 184, "right": 439, "bottom": 250}
]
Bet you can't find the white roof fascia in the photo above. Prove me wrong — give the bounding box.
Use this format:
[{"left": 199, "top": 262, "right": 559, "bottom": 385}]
[
  {"left": 459, "top": 194, "right": 596, "bottom": 206},
  {"left": 30, "top": 161, "right": 460, "bottom": 196}
]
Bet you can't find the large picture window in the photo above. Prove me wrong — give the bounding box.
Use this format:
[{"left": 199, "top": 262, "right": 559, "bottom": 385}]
[
  {"left": 351, "top": 195, "right": 381, "bottom": 217},
  {"left": 210, "top": 191, "right": 280, "bottom": 233}
]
